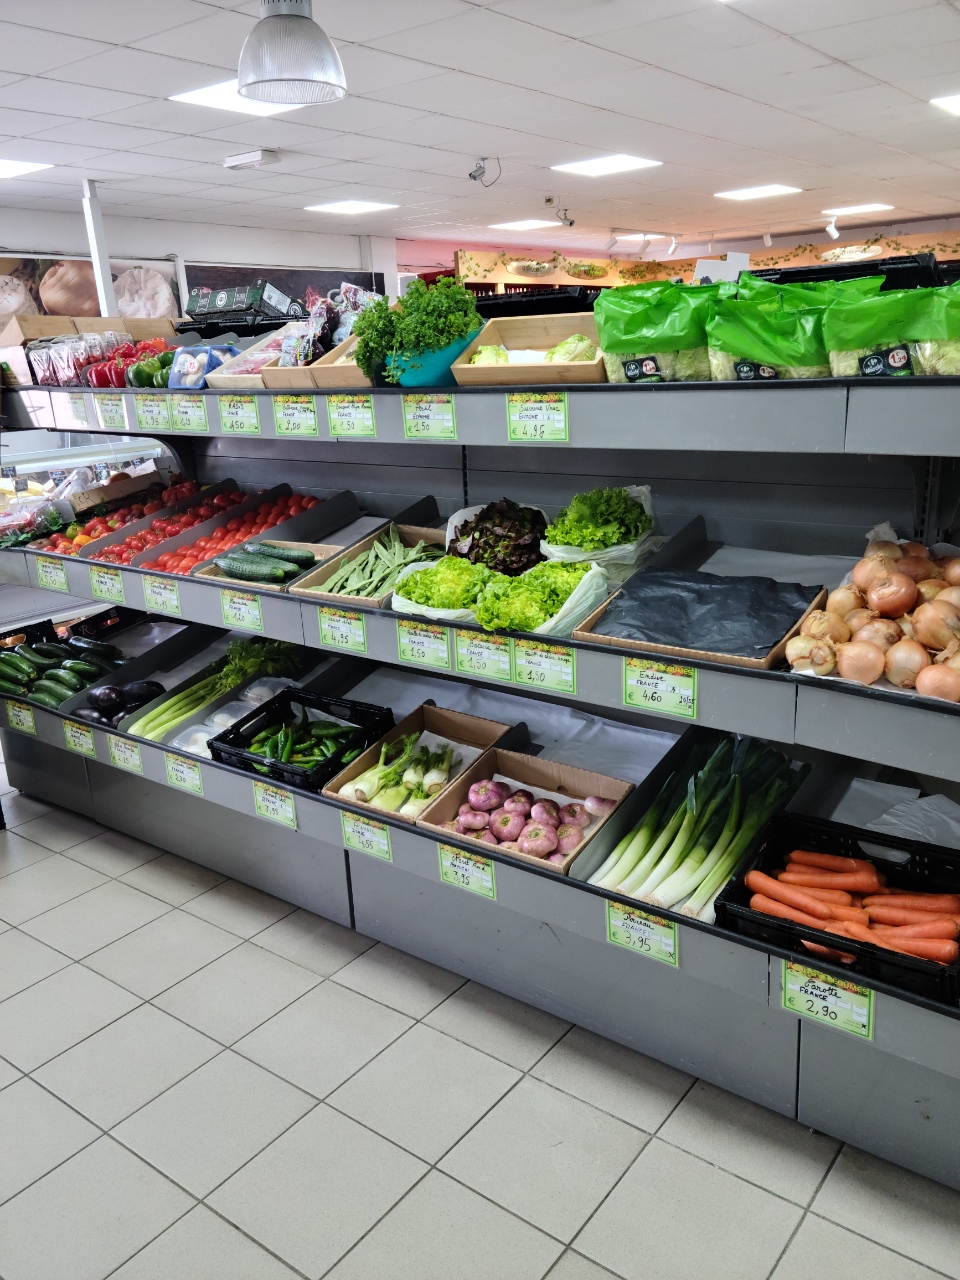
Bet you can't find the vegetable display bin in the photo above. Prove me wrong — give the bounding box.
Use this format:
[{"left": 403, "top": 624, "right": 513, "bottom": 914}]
[
  {"left": 452, "top": 314, "right": 606, "bottom": 386},
  {"left": 715, "top": 812, "right": 960, "bottom": 1005},
  {"left": 389, "top": 330, "right": 482, "bottom": 388},
  {"left": 287, "top": 523, "right": 447, "bottom": 608},
  {"left": 208, "top": 686, "right": 394, "bottom": 792},
  {"left": 309, "top": 334, "right": 373, "bottom": 388}
]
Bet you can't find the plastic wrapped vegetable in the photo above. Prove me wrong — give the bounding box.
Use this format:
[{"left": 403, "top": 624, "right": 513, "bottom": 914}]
[
  {"left": 594, "top": 281, "right": 733, "bottom": 384},
  {"left": 736, "top": 272, "right": 885, "bottom": 308},
  {"left": 544, "top": 333, "right": 596, "bottom": 362},
  {"left": 705, "top": 299, "right": 831, "bottom": 381},
  {"left": 470, "top": 345, "right": 509, "bottom": 365},
  {"left": 819, "top": 288, "right": 960, "bottom": 378}
]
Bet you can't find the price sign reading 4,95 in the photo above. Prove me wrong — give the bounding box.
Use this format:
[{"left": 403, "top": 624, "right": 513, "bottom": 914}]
[
  {"left": 134, "top": 394, "right": 171, "bottom": 433},
  {"left": 438, "top": 844, "right": 496, "bottom": 899},
  {"left": 342, "top": 812, "right": 392, "bottom": 861},
  {"left": 506, "top": 391, "right": 569, "bottom": 443},
  {"left": 143, "top": 575, "right": 181, "bottom": 616},
  {"left": 396, "top": 619, "right": 450, "bottom": 670},
  {"left": 402, "top": 393, "right": 457, "bottom": 440},
  {"left": 89, "top": 566, "right": 125, "bottom": 604},
  {"left": 95, "top": 394, "right": 127, "bottom": 431},
  {"left": 623, "top": 656, "right": 697, "bottom": 719},
  {"left": 513, "top": 638, "right": 576, "bottom": 695},
  {"left": 607, "top": 901, "right": 678, "bottom": 966},
  {"left": 454, "top": 630, "right": 512, "bottom": 682},
  {"left": 782, "top": 961, "right": 874, "bottom": 1039}
]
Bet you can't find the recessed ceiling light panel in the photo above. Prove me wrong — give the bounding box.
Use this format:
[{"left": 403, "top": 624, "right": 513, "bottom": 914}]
[
  {"left": 306, "top": 200, "right": 398, "bottom": 213},
  {"left": 931, "top": 94, "right": 960, "bottom": 115},
  {"left": 821, "top": 203, "right": 893, "bottom": 215},
  {"left": 488, "top": 219, "right": 557, "bottom": 230},
  {"left": 551, "top": 154, "right": 662, "bottom": 177},
  {"left": 715, "top": 184, "right": 802, "bottom": 200},
  {"left": 171, "top": 78, "right": 303, "bottom": 117},
  {"left": 0, "top": 159, "right": 53, "bottom": 180}
]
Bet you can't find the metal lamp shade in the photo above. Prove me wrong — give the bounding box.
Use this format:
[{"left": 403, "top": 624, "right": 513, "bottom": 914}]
[{"left": 238, "top": 1, "right": 346, "bottom": 105}]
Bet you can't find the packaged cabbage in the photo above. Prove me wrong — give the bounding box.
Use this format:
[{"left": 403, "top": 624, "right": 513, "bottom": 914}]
[
  {"left": 821, "top": 288, "right": 960, "bottom": 378},
  {"left": 705, "top": 300, "right": 830, "bottom": 381},
  {"left": 544, "top": 333, "right": 596, "bottom": 362},
  {"left": 594, "top": 280, "right": 731, "bottom": 383},
  {"left": 470, "top": 344, "right": 508, "bottom": 365},
  {"left": 602, "top": 347, "right": 710, "bottom": 383}
]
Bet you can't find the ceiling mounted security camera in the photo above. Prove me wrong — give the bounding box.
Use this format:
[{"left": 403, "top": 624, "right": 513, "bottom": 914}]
[
  {"left": 557, "top": 208, "right": 574, "bottom": 227},
  {"left": 469, "top": 159, "right": 487, "bottom": 182}
]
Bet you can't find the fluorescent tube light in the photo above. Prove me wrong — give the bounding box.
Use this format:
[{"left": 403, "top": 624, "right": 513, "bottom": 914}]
[
  {"left": 488, "top": 219, "right": 557, "bottom": 230},
  {"left": 616, "top": 232, "right": 667, "bottom": 240},
  {"left": 715, "top": 184, "right": 801, "bottom": 200},
  {"left": 551, "top": 154, "right": 661, "bottom": 177},
  {"left": 306, "top": 200, "right": 398, "bottom": 213},
  {"left": 931, "top": 94, "right": 960, "bottom": 115},
  {"left": 821, "top": 203, "right": 893, "bottom": 215},
  {"left": 0, "top": 159, "right": 53, "bottom": 179},
  {"left": 170, "top": 78, "right": 303, "bottom": 116}
]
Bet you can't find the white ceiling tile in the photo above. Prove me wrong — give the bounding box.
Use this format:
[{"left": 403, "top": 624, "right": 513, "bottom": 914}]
[
  {"left": 368, "top": 8, "right": 573, "bottom": 70},
  {"left": 294, "top": 134, "right": 399, "bottom": 162},
  {"left": 488, "top": 43, "right": 639, "bottom": 96},
  {"left": 29, "top": 121, "right": 178, "bottom": 150},
  {"left": 588, "top": 4, "right": 769, "bottom": 60},
  {"left": 0, "top": 106, "right": 75, "bottom": 136},
  {"left": 0, "top": 136, "right": 108, "bottom": 164},
  {"left": 132, "top": 135, "right": 241, "bottom": 163},
  {"left": 490, "top": 0, "right": 711, "bottom": 39},
  {"left": 735, "top": 0, "right": 935, "bottom": 37},
  {"left": 199, "top": 118, "right": 339, "bottom": 148},
  {"left": 801, "top": 5, "right": 960, "bottom": 60},
  {"left": 0, "top": 22, "right": 108, "bottom": 76},
  {"left": 0, "top": 79, "right": 150, "bottom": 118},
  {"left": 0, "top": 0, "right": 215, "bottom": 43},
  {"left": 71, "top": 150, "right": 194, "bottom": 174},
  {"left": 294, "top": 96, "right": 429, "bottom": 132},
  {"left": 93, "top": 100, "right": 263, "bottom": 132},
  {"left": 747, "top": 63, "right": 877, "bottom": 111},
  {"left": 661, "top": 39, "right": 833, "bottom": 90},
  {"left": 45, "top": 48, "right": 230, "bottom": 98},
  {"left": 312, "top": 0, "right": 472, "bottom": 43},
  {"left": 336, "top": 46, "right": 445, "bottom": 96},
  {"left": 132, "top": 9, "right": 256, "bottom": 69},
  {"left": 849, "top": 41, "right": 960, "bottom": 94}
]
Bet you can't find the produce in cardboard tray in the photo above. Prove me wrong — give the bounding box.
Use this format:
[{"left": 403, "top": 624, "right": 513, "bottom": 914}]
[
  {"left": 441, "top": 780, "right": 610, "bottom": 862},
  {"left": 339, "top": 733, "right": 459, "bottom": 816},
  {"left": 313, "top": 526, "right": 444, "bottom": 598},
  {"left": 450, "top": 498, "right": 546, "bottom": 575},
  {"left": 546, "top": 487, "right": 651, "bottom": 552}
]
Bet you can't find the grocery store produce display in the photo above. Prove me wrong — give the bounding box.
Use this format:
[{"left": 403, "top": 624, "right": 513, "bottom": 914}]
[
  {"left": 0, "top": 635, "right": 125, "bottom": 708},
  {"left": 308, "top": 525, "right": 444, "bottom": 599}
]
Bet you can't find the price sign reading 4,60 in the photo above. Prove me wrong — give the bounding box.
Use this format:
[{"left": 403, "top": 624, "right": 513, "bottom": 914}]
[
  {"left": 623, "top": 657, "right": 697, "bottom": 719},
  {"left": 506, "top": 391, "right": 569, "bottom": 443},
  {"left": 782, "top": 961, "right": 874, "bottom": 1039},
  {"left": 607, "top": 901, "right": 678, "bottom": 965},
  {"left": 396, "top": 619, "right": 450, "bottom": 670},
  {"left": 454, "top": 630, "right": 513, "bottom": 682}
]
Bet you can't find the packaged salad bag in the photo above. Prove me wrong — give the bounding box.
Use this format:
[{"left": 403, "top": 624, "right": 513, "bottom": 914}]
[
  {"left": 736, "top": 271, "right": 885, "bottom": 309},
  {"left": 594, "top": 281, "right": 734, "bottom": 383},
  {"left": 705, "top": 299, "right": 830, "bottom": 380},
  {"left": 822, "top": 287, "right": 960, "bottom": 377}
]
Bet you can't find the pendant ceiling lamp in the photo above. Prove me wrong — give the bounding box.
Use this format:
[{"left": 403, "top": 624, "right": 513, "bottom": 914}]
[{"left": 238, "top": 0, "right": 346, "bottom": 105}]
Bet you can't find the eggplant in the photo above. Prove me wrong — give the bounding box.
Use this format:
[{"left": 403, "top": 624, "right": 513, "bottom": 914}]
[
  {"left": 73, "top": 707, "right": 110, "bottom": 727},
  {"left": 109, "top": 711, "right": 128, "bottom": 727},
  {"left": 87, "top": 685, "right": 125, "bottom": 714},
  {"left": 120, "top": 680, "right": 165, "bottom": 709}
]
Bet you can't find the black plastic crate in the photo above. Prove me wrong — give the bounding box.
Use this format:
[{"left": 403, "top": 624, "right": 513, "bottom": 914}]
[
  {"left": 715, "top": 812, "right": 960, "bottom": 1004},
  {"left": 208, "top": 688, "right": 394, "bottom": 792}
]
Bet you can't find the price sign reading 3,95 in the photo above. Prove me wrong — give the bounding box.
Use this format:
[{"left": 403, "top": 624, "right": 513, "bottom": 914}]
[
  {"left": 607, "top": 901, "right": 678, "bottom": 966},
  {"left": 506, "top": 391, "right": 569, "bottom": 443},
  {"left": 623, "top": 657, "right": 697, "bottom": 719},
  {"left": 782, "top": 961, "right": 874, "bottom": 1039}
]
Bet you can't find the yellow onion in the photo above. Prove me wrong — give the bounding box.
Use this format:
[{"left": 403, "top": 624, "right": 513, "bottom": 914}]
[
  {"left": 935, "top": 585, "right": 960, "bottom": 609},
  {"left": 913, "top": 599, "right": 960, "bottom": 650},
  {"left": 855, "top": 618, "right": 902, "bottom": 652},
  {"left": 852, "top": 554, "right": 896, "bottom": 592},
  {"left": 894, "top": 614, "right": 916, "bottom": 639},
  {"left": 884, "top": 638, "right": 930, "bottom": 688},
  {"left": 897, "top": 555, "right": 940, "bottom": 583},
  {"left": 901, "top": 541, "right": 930, "bottom": 558},
  {"left": 937, "top": 557, "right": 960, "bottom": 586},
  {"left": 800, "top": 610, "right": 850, "bottom": 644},
  {"left": 786, "top": 635, "right": 837, "bottom": 676},
  {"left": 865, "top": 539, "right": 902, "bottom": 561},
  {"left": 915, "top": 664, "right": 960, "bottom": 702},
  {"left": 826, "top": 584, "right": 864, "bottom": 617},
  {"left": 915, "top": 579, "right": 945, "bottom": 602},
  {"left": 836, "top": 641, "right": 885, "bottom": 685},
  {"left": 866, "top": 572, "right": 918, "bottom": 617},
  {"left": 846, "top": 608, "right": 878, "bottom": 633}
]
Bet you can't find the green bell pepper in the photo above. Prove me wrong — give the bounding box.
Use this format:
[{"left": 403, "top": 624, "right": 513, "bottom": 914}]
[{"left": 129, "top": 358, "right": 162, "bottom": 387}]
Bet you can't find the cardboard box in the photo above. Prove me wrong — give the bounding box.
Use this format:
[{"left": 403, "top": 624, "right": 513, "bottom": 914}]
[
  {"left": 288, "top": 524, "right": 446, "bottom": 608},
  {"left": 192, "top": 541, "right": 346, "bottom": 593},
  {"left": 68, "top": 466, "right": 161, "bottom": 516},
  {"left": 323, "top": 704, "right": 514, "bottom": 822},
  {"left": 0, "top": 316, "right": 78, "bottom": 386},
  {"left": 452, "top": 314, "right": 606, "bottom": 386},
  {"left": 573, "top": 586, "right": 828, "bottom": 670},
  {"left": 260, "top": 358, "right": 316, "bottom": 389}
]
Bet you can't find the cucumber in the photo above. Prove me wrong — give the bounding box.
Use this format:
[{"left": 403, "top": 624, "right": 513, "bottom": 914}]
[
  {"left": 214, "top": 556, "right": 286, "bottom": 584},
  {"left": 14, "top": 646, "right": 59, "bottom": 671},
  {"left": 29, "top": 690, "right": 65, "bottom": 711},
  {"left": 0, "top": 678, "right": 26, "bottom": 697},
  {"left": 244, "top": 542, "right": 315, "bottom": 568},
  {"left": 0, "top": 652, "right": 39, "bottom": 680},
  {"left": 235, "top": 553, "right": 301, "bottom": 577},
  {"left": 66, "top": 637, "right": 122, "bottom": 660},
  {"left": 61, "top": 660, "right": 103, "bottom": 680},
  {"left": 30, "top": 679, "right": 73, "bottom": 704},
  {"left": 0, "top": 656, "right": 33, "bottom": 684},
  {"left": 48, "top": 668, "right": 84, "bottom": 692},
  {"left": 33, "top": 642, "right": 74, "bottom": 661}
]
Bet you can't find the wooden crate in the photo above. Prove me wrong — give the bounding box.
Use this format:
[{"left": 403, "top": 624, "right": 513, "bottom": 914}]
[
  {"left": 309, "top": 334, "right": 373, "bottom": 388},
  {"left": 452, "top": 313, "right": 606, "bottom": 385},
  {"left": 288, "top": 524, "right": 445, "bottom": 608}
]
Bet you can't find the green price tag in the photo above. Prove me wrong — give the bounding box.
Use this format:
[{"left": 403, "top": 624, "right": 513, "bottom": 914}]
[
  {"left": 342, "top": 812, "right": 392, "bottom": 860},
  {"left": 165, "top": 752, "right": 203, "bottom": 795},
  {"left": 396, "top": 619, "right": 450, "bottom": 670},
  {"left": 143, "top": 574, "right": 181, "bottom": 615},
  {"left": 513, "top": 638, "right": 576, "bottom": 694},
  {"left": 219, "top": 394, "right": 260, "bottom": 435},
  {"left": 170, "top": 393, "right": 209, "bottom": 433},
  {"left": 454, "top": 629, "right": 512, "bottom": 682},
  {"left": 623, "top": 657, "right": 697, "bottom": 719},
  {"left": 63, "top": 720, "right": 96, "bottom": 756},
  {"left": 36, "top": 556, "right": 68, "bottom": 592},
  {"left": 95, "top": 393, "right": 127, "bottom": 431},
  {"left": 6, "top": 701, "right": 36, "bottom": 734},
  {"left": 402, "top": 393, "right": 457, "bottom": 440},
  {"left": 438, "top": 844, "right": 496, "bottom": 899},
  {"left": 89, "top": 566, "right": 125, "bottom": 603},
  {"left": 781, "top": 961, "right": 874, "bottom": 1039},
  {"left": 108, "top": 735, "right": 142, "bottom": 774},
  {"left": 253, "top": 779, "right": 297, "bottom": 828},
  {"left": 327, "top": 393, "right": 376, "bottom": 438},
  {"left": 274, "top": 394, "right": 319, "bottom": 437},
  {"left": 134, "top": 394, "right": 171, "bottom": 432},
  {"left": 506, "top": 391, "right": 568, "bottom": 443},
  {"left": 606, "top": 901, "right": 678, "bottom": 966},
  {"left": 319, "top": 607, "right": 367, "bottom": 653},
  {"left": 66, "top": 391, "right": 88, "bottom": 425},
  {"left": 221, "top": 589, "right": 264, "bottom": 632}
]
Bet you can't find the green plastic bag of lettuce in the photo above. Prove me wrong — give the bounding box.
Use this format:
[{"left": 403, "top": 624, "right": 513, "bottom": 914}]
[
  {"left": 822, "top": 287, "right": 960, "bottom": 377},
  {"left": 736, "top": 271, "right": 885, "bottom": 310},
  {"left": 594, "top": 280, "right": 735, "bottom": 383},
  {"left": 705, "top": 299, "right": 830, "bottom": 380}
]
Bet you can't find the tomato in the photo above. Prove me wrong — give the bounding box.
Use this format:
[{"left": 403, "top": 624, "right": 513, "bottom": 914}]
[
  {"left": 226, "top": 518, "right": 242, "bottom": 532},
  {"left": 287, "top": 505, "right": 302, "bottom": 518},
  {"left": 140, "top": 560, "right": 159, "bottom": 570},
  {"left": 264, "top": 518, "right": 278, "bottom": 527},
  {"left": 141, "top": 531, "right": 162, "bottom": 546},
  {"left": 181, "top": 515, "right": 201, "bottom": 528},
  {"left": 157, "top": 553, "right": 173, "bottom": 568},
  {"left": 210, "top": 528, "right": 227, "bottom": 541}
]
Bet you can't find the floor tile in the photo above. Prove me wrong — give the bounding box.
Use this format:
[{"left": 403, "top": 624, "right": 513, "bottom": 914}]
[
  {"left": 83, "top": 909, "right": 241, "bottom": 1000},
  {"left": 0, "top": 1136, "right": 192, "bottom": 1280},
  {"left": 154, "top": 941, "right": 321, "bottom": 1045},
  {"left": 112, "top": 1050, "right": 315, "bottom": 1197},
  {"left": 0, "top": 1057, "right": 20, "bottom": 1090},
  {"left": 772, "top": 1214, "right": 943, "bottom": 1280},
  {"left": 325, "top": 1170, "right": 562, "bottom": 1280},
  {"left": 440, "top": 1076, "right": 646, "bottom": 1243},
  {"left": 546, "top": 1253, "right": 622, "bottom": 1280},
  {"left": 11, "top": 810, "right": 105, "bottom": 854},
  {"left": 209, "top": 1104, "right": 427, "bottom": 1278},
  {"left": 332, "top": 942, "right": 466, "bottom": 1018},
  {"left": 0, "top": 793, "right": 52, "bottom": 827},
  {"left": 531, "top": 1025, "right": 695, "bottom": 1133},
  {"left": 0, "top": 854, "right": 106, "bottom": 926},
  {"left": 63, "top": 830, "right": 163, "bottom": 878},
  {"left": 235, "top": 980, "right": 412, "bottom": 1098},
  {"left": 424, "top": 981, "right": 570, "bottom": 1071},
  {"left": 658, "top": 1080, "right": 840, "bottom": 1205},
  {"left": 19, "top": 880, "right": 170, "bottom": 960},
  {"left": 0, "top": 830, "right": 54, "bottom": 878},
  {"left": 119, "top": 852, "right": 226, "bottom": 906},
  {"left": 813, "top": 1145, "right": 960, "bottom": 1279},
  {"left": 0, "top": 964, "right": 139, "bottom": 1072},
  {"left": 0, "top": 1077, "right": 99, "bottom": 1205},
  {"left": 0, "top": 928, "right": 71, "bottom": 1002},
  {"left": 111, "top": 1204, "right": 300, "bottom": 1279},
  {"left": 575, "top": 1139, "right": 803, "bottom": 1280},
  {"left": 34, "top": 1004, "right": 221, "bottom": 1129},
  {"left": 329, "top": 1023, "right": 521, "bottom": 1162},
  {"left": 252, "top": 908, "right": 375, "bottom": 977},
  {"left": 182, "top": 880, "right": 296, "bottom": 938}
]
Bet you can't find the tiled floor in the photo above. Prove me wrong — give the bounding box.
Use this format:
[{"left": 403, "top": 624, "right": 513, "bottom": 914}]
[{"left": 1, "top": 783, "right": 960, "bottom": 1279}]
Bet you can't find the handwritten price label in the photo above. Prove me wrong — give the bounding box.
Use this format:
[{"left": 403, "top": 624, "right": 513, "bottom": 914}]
[
  {"left": 396, "top": 619, "right": 450, "bottom": 670},
  {"left": 63, "top": 720, "right": 96, "bottom": 756},
  {"left": 165, "top": 752, "right": 203, "bottom": 795},
  {"left": 36, "top": 556, "right": 68, "bottom": 592},
  {"left": 606, "top": 901, "right": 678, "bottom": 966},
  {"left": 89, "top": 566, "right": 125, "bottom": 604},
  {"left": 274, "top": 395, "right": 319, "bottom": 437},
  {"left": 143, "top": 575, "right": 181, "bottom": 615},
  {"left": 342, "top": 812, "right": 392, "bottom": 860},
  {"left": 513, "top": 638, "right": 576, "bottom": 694},
  {"left": 438, "top": 844, "right": 496, "bottom": 899},
  {"left": 65, "top": 391, "right": 88, "bottom": 426},
  {"left": 402, "top": 393, "right": 456, "bottom": 440},
  {"left": 327, "top": 393, "right": 376, "bottom": 438},
  {"left": 454, "top": 630, "right": 512, "bottom": 682},
  {"left": 253, "top": 780, "right": 297, "bottom": 828},
  {"left": 221, "top": 589, "right": 263, "bottom": 632},
  {"left": 219, "top": 394, "right": 260, "bottom": 435},
  {"left": 95, "top": 394, "right": 127, "bottom": 431},
  {"left": 6, "top": 701, "right": 36, "bottom": 734},
  {"left": 782, "top": 961, "right": 874, "bottom": 1039},
  {"left": 506, "top": 391, "right": 568, "bottom": 443},
  {"left": 108, "top": 735, "right": 142, "bottom": 774},
  {"left": 134, "top": 394, "right": 171, "bottom": 432},
  {"left": 623, "top": 657, "right": 697, "bottom": 719},
  {"left": 170, "top": 393, "right": 209, "bottom": 433},
  {"left": 319, "top": 607, "right": 367, "bottom": 653}
]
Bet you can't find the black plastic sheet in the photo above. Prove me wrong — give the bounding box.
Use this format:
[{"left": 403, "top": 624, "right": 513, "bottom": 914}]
[{"left": 596, "top": 569, "right": 820, "bottom": 658}]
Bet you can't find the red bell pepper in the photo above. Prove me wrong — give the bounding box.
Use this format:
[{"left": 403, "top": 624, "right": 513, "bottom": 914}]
[
  {"left": 113, "top": 343, "right": 136, "bottom": 360},
  {"left": 87, "top": 361, "right": 113, "bottom": 388},
  {"left": 106, "top": 358, "right": 130, "bottom": 388}
]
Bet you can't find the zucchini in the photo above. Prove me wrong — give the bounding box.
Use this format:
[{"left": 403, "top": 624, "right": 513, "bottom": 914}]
[
  {"left": 29, "top": 690, "right": 65, "bottom": 711},
  {"left": 0, "top": 678, "right": 26, "bottom": 697},
  {"left": 61, "top": 660, "right": 103, "bottom": 679},
  {"left": 0, "top": 656, "right": 33, "bottom": 684},
  {"left": 0, "top": 652, "right": 39, "bottom": 680},
  {"left": 31, "top": 676, "right": 75, "bottom": 700},
  {"left": 244, "top": 542, "right": 315, "bottom": 568},
  {"left": 14, "top": 646, "right": 59, "bottom": 671},
  {"left": 33, "top": 642, "right": 74, "bottom": 661},
  {"left": 66, "top": 637, "right": 122, "bottom": 660},
  {"left": 214, "top": 556, "right": 286, "bottom": 584},
  {"left": 48, "top": 668, "right": 84, "bottom": 692}
]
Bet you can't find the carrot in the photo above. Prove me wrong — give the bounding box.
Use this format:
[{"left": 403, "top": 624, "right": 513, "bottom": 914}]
[
  {"left": 779, "top": 870, "right": 881, "bottom": 893},
  {"left": 749, "top": 893, "right": 825, "bottom": 930},
  {"left": 778, "top": 884, "right": 852, "bottom": 906},
  {"left": 843, "top": 920, "right": 958, "bottom": 964},
  {"left": 873, "top": 919, "right": 959, "bottom": 940},
  {"left": 745, "top": 871, "right": 833, "bottom": 919},
  {"left": 863, "top": 893, "right": 960, "bottom": 913},
  {"left": 801, "top": 939, "right": 856, "bottom": 965},
  {"left": 866, "top": 904, "right": 953, "bottom": 926},
  {"left": 827, "top": 905, "right": 869, "bottom": 925},
  {"left": 789, "top": 850, "right": 875, "bottom": 873}
]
